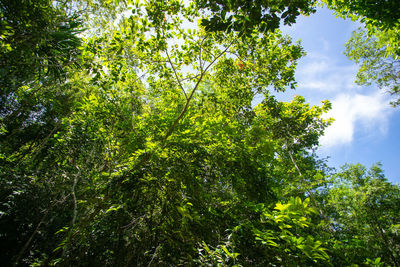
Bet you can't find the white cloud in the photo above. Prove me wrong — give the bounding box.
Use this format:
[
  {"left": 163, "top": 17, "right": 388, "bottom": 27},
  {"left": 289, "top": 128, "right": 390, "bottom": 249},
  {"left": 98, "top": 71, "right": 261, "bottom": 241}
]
[
  {"left": 293, "top": 48, "right": 395, "bottom": 150},
  {"left": 320, "top": 92, "right": 393, "bottom": 147},
  {"left": 296, "top": 54, "right": 359, "bottom": 93}
]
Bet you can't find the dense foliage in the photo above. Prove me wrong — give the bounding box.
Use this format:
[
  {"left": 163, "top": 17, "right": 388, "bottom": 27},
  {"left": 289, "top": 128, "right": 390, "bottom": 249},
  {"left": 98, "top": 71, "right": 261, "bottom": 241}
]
[
  {"left": 1, "top": 0, "right": 399, "bottom": 266},
  {"left": 196, "top": 0, "right": 316, "bottom": 35}
]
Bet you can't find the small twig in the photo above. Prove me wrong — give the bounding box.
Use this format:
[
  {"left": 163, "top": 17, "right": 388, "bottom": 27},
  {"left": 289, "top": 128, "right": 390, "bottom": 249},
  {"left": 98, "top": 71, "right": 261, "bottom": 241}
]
[
  {"left": 121, "top": 214, "right": 145, "bottom": 229},
  {"left": 179, "top": 74, "right": 201, "bottom": 83},
  {"left": 287, "top": 148, "right": 303, "bottom": 177}
]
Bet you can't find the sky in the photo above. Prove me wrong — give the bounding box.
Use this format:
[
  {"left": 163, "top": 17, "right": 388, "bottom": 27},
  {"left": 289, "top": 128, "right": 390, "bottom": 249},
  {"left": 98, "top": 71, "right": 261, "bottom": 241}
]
[{"left": 280, "top": 7, "right": 400, "bottom": 184}]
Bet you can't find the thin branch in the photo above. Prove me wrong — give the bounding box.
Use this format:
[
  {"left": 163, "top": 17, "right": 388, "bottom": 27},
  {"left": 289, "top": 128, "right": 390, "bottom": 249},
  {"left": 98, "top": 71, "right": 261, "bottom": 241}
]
[
  {"left": 287, "top": 148, "right": 303, "bottom": 177},
  {"left": 285, "top": 141, "right": 334, "bottom": 232},
  {"left": 147, "top": 244, "right": 161, "bottom": 267},
  {"left": 17, "top": 120, "right": 63, "bottom": 167},
  {"left": 121, "top": 214, "right": 145, "bottom": 230},
  {"left": 13, "top": 194, "right": 69, "bottom": 267},
  {"left": 3, "top": 85, "right": 44, "bottom": 124},
  {"left": 179, "top": 74, "right": 201, "bottom": 83},
  {"left": 165, "top": 49, "right": 188, "bottom": 100},
  {"left": 71, "top": 169, "right": 80, "bottom": 228},
  {"left": 201, "top": 45, "right": 216, "bottom": 59},
  {"left": 162, "top": 40, "right": 234, "bottom": 142},
  {"left": 227, "top": 50, "right": 246, "bottom": 65},
  {"left": 62, "top": 166, "right": 81, "bottom": 258},
  {"left": 199, "top": 34, "right": 208, "bottom": 73},
  {"left": 203, "top": 39, "right": 235, "bottom": 75},
  {"left": 13, "top": 210, "right": 49, "bottom": 267}
]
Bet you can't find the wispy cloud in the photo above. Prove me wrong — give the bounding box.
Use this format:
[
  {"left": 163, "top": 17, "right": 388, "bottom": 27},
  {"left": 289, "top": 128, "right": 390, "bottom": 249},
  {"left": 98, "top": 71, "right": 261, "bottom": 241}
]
[
  {"left": 294, "top": 53, "right": 394, "bottom": 149},
  {"left": 297, "top": 53, "right": 359, "bottom": 93},
  {"left": 320, "top": 92, "right": 393, "bottom": 147}
]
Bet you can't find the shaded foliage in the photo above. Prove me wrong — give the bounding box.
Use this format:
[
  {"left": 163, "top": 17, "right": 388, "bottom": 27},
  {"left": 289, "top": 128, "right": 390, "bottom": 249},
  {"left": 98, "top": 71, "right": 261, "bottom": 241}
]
[{"left": 196, "top": 0, "right": 316, "bottom": 35}]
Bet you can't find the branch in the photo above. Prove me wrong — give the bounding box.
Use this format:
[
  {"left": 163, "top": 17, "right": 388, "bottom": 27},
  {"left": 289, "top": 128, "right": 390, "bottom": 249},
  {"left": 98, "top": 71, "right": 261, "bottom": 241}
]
[
  {"left": 199, "top": 34, "right": 208, "bottom": 73},
  {"left": 82, "top": 39, "right": 235, "bottom": 238},
  {"left": 147, "top": 244, "right": 161, "bottom": 267},
  {"left": 179, "top": 74, "right": 201, "bottom": 82},
  {"left": 13, "top": 194, "right": 69, "bottom": 267},
  {"left": 62, "top": 166, "right": 81, "bottom": 257},
  {"left": 165, "top": 49, "right": 188, "bottom": 100},
  {"left": 13, "top": 210, "right": 49, "bottom": 267},
  {"left": 285, "top": 141, "right": 334, "bottom": 232},
  {"left": 162, "top": 40, "right": 234, "bottom": 142},
  {"left": 287, "top": 148, "right": 303, "bottom": 177}
]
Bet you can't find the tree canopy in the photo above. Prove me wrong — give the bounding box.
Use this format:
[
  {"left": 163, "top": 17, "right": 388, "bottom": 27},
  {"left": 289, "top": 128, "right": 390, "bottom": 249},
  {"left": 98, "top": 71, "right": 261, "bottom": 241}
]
[
  {"left": 197, "top": 0, "right": 316, "bottom": 35},
  {"left": 0, "top": 0, "right": 399, "bottom": 266}
]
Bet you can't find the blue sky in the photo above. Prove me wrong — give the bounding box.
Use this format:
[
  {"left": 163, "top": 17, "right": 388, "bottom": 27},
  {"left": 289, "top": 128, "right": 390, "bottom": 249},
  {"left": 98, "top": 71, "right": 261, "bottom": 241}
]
[{"left": 280, "top": 7, "right": 400, "bottom": 184}]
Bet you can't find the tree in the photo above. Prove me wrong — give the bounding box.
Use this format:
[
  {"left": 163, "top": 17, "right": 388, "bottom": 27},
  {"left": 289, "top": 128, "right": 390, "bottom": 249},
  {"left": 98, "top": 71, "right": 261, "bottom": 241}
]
[
  {"left": 322, "top": 0, "right": 400, "bottom": 106},
  {"left": 322, "top": 0, "right": 400, "bottom": 29},
  {"left": 344, "top": 27, "right": 400, "bottom": 106},
  {"left": 0, "top": 0, "right": 83, "bottom": 265},
  {"left": 322, "top": 163, "right": 400, "bottom": 266},
  {"left": 0, "top": 0, "right": 82, "bottom": 158}
]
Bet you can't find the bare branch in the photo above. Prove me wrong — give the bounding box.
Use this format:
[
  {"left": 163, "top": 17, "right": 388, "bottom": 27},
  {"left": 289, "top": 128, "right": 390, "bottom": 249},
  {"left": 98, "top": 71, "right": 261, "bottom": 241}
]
[{"left": 165, "top": 49, "right": 188, "bottom": 100}]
